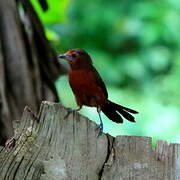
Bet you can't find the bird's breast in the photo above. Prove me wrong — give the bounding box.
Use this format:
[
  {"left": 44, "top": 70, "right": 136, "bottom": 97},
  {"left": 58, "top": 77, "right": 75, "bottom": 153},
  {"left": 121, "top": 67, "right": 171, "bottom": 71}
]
[
  {"left": 68, "top": 70, "right": 96, "bottom": 92},
  {"left": 68, "top": 70, "right": 106, "bottom": 106}
]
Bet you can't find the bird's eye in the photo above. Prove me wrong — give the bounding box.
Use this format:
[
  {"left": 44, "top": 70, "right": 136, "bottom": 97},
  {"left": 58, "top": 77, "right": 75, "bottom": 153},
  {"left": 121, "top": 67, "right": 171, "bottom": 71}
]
[{"left": 72, "top": 53, "right": 77, "bottom": 58}]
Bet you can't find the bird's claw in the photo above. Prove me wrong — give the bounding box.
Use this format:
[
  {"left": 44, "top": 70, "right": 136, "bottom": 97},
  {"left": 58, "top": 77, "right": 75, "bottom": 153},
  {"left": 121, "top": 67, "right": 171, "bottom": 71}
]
[
  {"left": 75, "top": 105, "right": 82, "bottom": 111},
  {"left": 64, "top": 107, "right": 82, "bottom": 119},
  {"left": 96, "top": 122, "right": 103, "bottom": 138}
]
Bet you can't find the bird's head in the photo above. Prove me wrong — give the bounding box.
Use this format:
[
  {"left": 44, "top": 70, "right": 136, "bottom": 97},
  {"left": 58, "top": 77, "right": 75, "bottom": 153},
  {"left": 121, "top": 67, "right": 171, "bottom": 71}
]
[{"left": 58, "top": 48, "right": 92, "bottom": 70}]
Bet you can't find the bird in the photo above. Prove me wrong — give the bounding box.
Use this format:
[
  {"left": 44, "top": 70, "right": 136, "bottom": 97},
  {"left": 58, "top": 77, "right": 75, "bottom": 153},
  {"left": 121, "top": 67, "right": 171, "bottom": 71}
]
[{"left": 58, "top": 48, "right": 138, "bottom": 135}]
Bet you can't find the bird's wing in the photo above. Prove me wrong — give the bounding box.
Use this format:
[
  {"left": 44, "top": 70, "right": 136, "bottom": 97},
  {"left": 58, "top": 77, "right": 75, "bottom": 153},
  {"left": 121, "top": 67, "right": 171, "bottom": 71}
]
[{"left": 90, "top": 67, "right": 108, "bottom": 98}]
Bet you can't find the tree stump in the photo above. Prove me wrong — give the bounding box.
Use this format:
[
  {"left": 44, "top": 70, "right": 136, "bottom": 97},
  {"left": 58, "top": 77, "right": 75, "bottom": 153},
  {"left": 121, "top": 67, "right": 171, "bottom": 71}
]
[{"left": 0, "top": 101, "right": 180, "bottom": 180}]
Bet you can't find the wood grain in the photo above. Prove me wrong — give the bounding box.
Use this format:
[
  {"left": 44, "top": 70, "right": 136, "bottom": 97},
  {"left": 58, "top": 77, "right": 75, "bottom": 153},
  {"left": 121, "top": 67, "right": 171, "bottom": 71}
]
[
  {"left": 0, "top": 0, "right": 63, "bottom": 143},
  {"left": 0, "top": 102, "right": 179, "bottom": 180}
]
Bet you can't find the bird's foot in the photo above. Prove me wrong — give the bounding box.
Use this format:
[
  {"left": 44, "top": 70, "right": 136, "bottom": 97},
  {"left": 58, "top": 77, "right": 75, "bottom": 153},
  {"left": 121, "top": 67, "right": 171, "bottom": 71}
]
[
  {"left": 96, "top": 122, "right": 103, "bottom": 138},
  {"left": 64, "top": 106, "right": 82, "bottom": 119},
  {"left": 75, "top": 105, "right": 82, "bottom": 111}
]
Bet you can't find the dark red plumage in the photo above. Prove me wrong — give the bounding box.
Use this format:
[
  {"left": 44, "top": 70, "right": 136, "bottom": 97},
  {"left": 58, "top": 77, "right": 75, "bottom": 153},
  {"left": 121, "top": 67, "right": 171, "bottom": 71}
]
[{"left": 58, "top": 49, "right": 138, "bottom": 133}]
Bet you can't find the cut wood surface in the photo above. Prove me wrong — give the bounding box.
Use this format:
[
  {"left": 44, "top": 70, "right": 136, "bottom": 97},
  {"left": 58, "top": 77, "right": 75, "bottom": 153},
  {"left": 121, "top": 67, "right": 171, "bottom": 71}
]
[{"left": 0, "top": 101, "right": 180, "bottom": 180}]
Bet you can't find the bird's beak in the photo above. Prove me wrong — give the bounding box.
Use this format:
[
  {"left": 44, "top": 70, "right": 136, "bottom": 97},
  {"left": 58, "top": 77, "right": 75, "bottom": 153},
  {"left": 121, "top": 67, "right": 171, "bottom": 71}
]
[{"left": 57, "top": 53, "right": 72, "bottom": 61}]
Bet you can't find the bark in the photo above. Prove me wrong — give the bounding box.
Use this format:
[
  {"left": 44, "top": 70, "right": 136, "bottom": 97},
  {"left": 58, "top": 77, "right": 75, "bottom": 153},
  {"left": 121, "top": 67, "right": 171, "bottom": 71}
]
[
  {"left": 0, "top": 102, "right": 179, "bottom": 180},
  {"left": 0, "top": 0, "right": 64, "bottom": 143}
]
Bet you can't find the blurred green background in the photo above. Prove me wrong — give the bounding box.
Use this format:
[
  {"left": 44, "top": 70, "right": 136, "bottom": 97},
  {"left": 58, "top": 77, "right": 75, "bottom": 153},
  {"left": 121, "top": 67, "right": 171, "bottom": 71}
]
[{"left": 31, "top": 0, "right": 180, "bottom": 143}]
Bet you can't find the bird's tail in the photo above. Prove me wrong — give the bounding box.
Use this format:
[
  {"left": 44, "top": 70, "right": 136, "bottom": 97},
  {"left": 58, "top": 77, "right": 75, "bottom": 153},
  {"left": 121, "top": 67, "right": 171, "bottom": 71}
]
[{"left": 101, "top": 101, "right": 138, "bottom": 123}]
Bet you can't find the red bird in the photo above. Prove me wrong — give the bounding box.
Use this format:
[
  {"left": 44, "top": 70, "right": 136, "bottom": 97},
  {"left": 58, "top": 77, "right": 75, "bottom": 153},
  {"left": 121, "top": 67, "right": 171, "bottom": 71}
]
[{"left": 58, "top": 49, "right": 138, "bottom": 134}]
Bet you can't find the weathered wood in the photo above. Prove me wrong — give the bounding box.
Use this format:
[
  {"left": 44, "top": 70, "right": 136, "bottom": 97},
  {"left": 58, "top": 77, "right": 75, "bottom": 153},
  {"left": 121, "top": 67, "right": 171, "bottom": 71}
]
[
  {"left": 0, "top": 0, "right": 64, "bottom": 143},
  {"left": 0, "top": 101, "right": 179, "bottom": 180}
]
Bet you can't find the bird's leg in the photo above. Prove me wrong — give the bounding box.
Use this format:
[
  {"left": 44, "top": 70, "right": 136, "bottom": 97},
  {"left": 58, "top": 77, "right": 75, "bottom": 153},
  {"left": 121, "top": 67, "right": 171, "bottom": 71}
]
[
  {"left": 96, "top": 107, "right": 103, "bottom": 137},
  {"left": 64, "top": 104, "right": 82, "bottom": 119},
  {"left": 97, "top": 112, "right": 103, "bottom": 135},
  {"left": 74, "top": 98, "right": 83, "bottom": 112},
  {"left": 75, "top": 105, "right": 82, "bottom": 111}
]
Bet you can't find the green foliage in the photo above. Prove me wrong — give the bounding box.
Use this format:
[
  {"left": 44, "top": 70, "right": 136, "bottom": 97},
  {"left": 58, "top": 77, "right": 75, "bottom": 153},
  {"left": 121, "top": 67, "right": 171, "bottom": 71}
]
[
  {"left": 31, "top": 0, "right": 69, "bottom": 24},
  {"left": 32, "top": 0, "right": 180, "bottom": 143}
]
